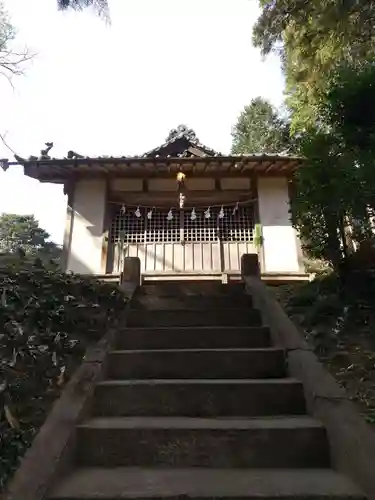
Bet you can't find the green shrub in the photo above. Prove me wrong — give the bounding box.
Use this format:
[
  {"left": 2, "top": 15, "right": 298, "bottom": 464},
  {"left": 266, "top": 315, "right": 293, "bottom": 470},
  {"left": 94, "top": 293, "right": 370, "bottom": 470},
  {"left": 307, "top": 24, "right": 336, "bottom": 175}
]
[{"left": 0, "top": 259, "right": 126, "bottom": 489}]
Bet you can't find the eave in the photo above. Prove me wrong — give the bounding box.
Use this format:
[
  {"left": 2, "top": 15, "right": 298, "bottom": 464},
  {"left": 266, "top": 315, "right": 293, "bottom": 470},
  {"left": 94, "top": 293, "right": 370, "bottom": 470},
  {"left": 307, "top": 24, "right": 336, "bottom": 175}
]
[{"left": 17, "top": 155, "right": 304, "bottom": 184}]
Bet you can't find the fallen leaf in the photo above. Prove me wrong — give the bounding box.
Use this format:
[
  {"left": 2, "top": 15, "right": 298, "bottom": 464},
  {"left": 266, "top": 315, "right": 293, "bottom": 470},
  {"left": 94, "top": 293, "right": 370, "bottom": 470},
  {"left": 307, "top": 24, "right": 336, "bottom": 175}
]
[{"left": 4, "top": 405, "right": 20, "bottom": 430}]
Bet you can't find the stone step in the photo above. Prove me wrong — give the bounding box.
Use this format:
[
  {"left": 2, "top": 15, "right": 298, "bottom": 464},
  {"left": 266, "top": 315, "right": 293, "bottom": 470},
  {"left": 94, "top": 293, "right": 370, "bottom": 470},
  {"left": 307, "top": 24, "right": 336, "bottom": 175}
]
[
  {"left": 130, "top": 293, "right": 253, "bottom": 310},
  {"left": 137, "top": 282, "right": 246, "bottom": 297},
  {"left": 76, "top": 416, "right": 330, "bottom": 468},
  {"left": 49, "top": 467, "right": 366, "bottom": 500},
  {"left": 106, "top": 348, "right": 286, "bottom": 380},
  {"left": 93, "top": 378, "right": 306, "bottom": 417},
  {"left": 116, "top": 326, "right": 271, "bottom": 350},
  {"left": 126, "top": 308, "right": 262, "bottom": 328}
]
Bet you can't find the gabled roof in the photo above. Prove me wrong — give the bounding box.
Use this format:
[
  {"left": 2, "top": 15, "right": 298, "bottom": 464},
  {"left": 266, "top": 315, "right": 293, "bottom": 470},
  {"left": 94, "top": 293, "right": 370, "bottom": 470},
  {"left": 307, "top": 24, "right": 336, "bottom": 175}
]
[
  {"left": 1, "top": 124, "right": 304, "bottom": 183},
  {"left": 143, "top": 125, "right": 222, "bottom": 158}
]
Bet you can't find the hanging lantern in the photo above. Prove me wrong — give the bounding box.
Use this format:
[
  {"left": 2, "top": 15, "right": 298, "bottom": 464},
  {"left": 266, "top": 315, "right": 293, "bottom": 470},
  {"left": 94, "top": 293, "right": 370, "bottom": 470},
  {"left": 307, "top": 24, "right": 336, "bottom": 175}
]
[
  {"left": 218, "top": 206, "right": 225, "bottom": 219},
  {"left": 167, "top": 209, "right": 173, "bottom": 221},
  {"left": 147, "top": 208, "right": 153, "bottom": 220},
  {"left": 191, "top": 208, "right": 197, "bottom": 221},
  {"left": 176, "top": 171, "right": 186, "bottom": 184},
  {"left": 135, "top": 206, "right": 141, "bottom": 218},
  {"left": 204, "top": 207, "right": 211, "bottom": 219},
  {"left": 120, "top": 204, "right": 126, "bottom": 214}
]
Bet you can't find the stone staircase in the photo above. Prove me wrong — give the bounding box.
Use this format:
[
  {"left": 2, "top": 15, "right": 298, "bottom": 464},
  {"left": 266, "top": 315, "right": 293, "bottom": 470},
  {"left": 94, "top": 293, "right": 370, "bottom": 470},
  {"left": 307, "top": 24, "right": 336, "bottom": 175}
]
[{"left": 49, "top": 281, "right": 365, "bottom": 499}]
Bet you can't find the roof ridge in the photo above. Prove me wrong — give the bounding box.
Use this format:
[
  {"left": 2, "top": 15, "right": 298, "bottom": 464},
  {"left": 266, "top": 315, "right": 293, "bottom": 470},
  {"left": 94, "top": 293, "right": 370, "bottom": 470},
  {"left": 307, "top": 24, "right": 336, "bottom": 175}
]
[{"left": 142, "top": 124, "right": 222, "bottom": 158}]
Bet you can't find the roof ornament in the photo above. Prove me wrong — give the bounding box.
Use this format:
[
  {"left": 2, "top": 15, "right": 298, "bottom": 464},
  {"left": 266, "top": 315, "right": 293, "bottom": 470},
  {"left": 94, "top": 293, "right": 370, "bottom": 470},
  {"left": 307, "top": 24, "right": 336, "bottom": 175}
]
[
  {"left": 166, "top": 124, "right": 197, "bottom": 143},
  {"left": 14, "top": 154, "right": 27, "bottom": 163},
  {"left": 0, "top": 159, "right": 9, "bottom": 171},
  {"left": 39, "top": 142, "right": 54, "bottom": 160},
  {"left": 67, "top": 150, "right": 85, "bottom": 159}
]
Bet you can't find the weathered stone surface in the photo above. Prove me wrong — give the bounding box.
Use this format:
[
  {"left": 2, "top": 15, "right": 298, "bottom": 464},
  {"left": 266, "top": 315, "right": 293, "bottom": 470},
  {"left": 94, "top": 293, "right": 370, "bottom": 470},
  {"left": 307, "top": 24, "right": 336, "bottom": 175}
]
[
  {"left": 49, "top": 467, "right": 366, "bottom": 500},
  {"left": 126, "top": 308, "right": 262, "bottom": 328},
  {"left": 93, "top": 378, "right": 306, "bottom": 417},
  {"left": 243, "top": 273, "right": 375, "bottom": 499},
  {"left": 130, "top": 292, "right": 253, "bottom": 310},
  {"left": 241, "top": 253, "right": 261, "bottom": 277},
  {"left": 43, "top": 278, "right": 367, "bottom": 500},
  {"left": 106, "top": 347, "right": 286, "bottom": 379},
  {"left": 116, "top": 326, "right": 271, "bottom": 350},
  {"left": 136, "top": 281, "right": 246, "bottom": 297},
  {"left": 121, "top": 257, "right": 141, "bottom": 287},
  {"left": 76, "top": 416, "right": 330, "bottom": 468}
]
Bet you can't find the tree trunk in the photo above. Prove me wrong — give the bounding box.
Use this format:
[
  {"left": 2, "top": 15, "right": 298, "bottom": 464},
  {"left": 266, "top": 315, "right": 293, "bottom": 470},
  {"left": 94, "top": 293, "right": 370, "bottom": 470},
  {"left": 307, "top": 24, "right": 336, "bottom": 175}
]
[{"left": 324, "top": 213, "right": 342, "bottom": 272}]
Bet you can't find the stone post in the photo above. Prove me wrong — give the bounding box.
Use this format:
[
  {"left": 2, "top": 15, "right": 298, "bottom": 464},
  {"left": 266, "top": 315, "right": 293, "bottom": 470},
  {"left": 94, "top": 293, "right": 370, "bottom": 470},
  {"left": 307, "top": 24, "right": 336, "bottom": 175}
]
[
  {"left": 121, "top": 257, "right": 141, "bottom": 289},
  {"left": 241, "top": 253, "right": 261, "bottom": 278}
]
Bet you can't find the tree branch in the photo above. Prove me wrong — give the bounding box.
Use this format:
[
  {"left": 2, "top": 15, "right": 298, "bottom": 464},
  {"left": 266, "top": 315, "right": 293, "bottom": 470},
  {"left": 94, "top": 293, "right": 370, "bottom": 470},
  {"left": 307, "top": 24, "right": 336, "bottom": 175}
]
[{"left": 0, "top": 131, "right": 17, "bottom": 157}]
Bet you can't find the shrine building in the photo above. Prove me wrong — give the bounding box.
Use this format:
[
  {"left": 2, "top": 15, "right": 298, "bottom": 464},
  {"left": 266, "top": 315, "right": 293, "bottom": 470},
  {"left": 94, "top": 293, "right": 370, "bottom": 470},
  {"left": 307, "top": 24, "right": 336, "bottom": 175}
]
[{"left": 13, "top": 125, "right": 307, "bottom": 282}]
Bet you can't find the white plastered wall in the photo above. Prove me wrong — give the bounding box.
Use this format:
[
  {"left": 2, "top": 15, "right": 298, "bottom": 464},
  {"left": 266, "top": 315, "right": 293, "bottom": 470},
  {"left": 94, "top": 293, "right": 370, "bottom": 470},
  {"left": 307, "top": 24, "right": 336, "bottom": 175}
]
[
  {"left": 66, "top": 179, "right": 106, "bottom": 274},
  {"left": 258, "top": 177, "right": 299, "bottom": 273}
]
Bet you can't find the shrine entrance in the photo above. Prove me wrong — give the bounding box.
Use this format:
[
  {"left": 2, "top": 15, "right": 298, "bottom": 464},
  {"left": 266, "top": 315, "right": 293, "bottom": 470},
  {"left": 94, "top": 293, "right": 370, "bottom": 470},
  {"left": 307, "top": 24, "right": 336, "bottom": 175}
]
[{"left": 109, "top": 204, "right": 256, "bottom": 277}]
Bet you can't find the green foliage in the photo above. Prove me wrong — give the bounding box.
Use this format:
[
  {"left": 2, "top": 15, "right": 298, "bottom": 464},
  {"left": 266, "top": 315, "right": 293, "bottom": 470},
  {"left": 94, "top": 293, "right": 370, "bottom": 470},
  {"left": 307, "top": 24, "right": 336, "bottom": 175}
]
[
  {"left": 57, "top": 0, "right": 109, "bottom": 17},
  {"left": 323, "top": 62, "right": 375, "bottom": 151},
  {"left": 253, "top": 0, "right": 375, "bottom": 132},
  {"left": 291, "top": 132, "right": 348, "bottom": 267},
  {"left": 277, "top": 272, "right": 375, "bottom": 423},
  {"left": 290, "top": 62, "right": 375, "bottom": 268},
  {"left": 0, "top": 1, "right": 14, "bottom": 49},
  {"left": 254, "top": 0, "right": 375, "bottom": 425},
  {"left": 0, "top": 259, "right": 126, "bottom": 489},
  {"left": 0, "top": 214, "right": 61, "bottom": 262},
  {"left": 231, "top": 97, "right": 294, "bottom": 154}
]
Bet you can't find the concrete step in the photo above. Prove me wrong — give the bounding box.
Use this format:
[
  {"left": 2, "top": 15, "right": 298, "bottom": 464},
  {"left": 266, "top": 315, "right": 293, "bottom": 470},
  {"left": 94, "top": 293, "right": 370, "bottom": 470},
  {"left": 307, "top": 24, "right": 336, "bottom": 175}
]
[
  {"left": 93, "top": 378, "right": 306, "bottom": 417},
  {"left": 137, "top": 282, "right": 246, "bottom": 297},
  {"left": 126, "top": 308, "right": 262, "bottom": 328},
  {"left": 116, "top": 326, "right": 271, "bottom": 350},
  {"left": 76, "top": 416, "right": 330, "bottom": 468},
  {"left": 106, "top": 348, "right": 286, "bottom": 380},
  {"left": 130, "top": 293, "right": 253, "bottom": 310},
  {"left": 49, "top": 467, "right": 366, "bottom": 499}
]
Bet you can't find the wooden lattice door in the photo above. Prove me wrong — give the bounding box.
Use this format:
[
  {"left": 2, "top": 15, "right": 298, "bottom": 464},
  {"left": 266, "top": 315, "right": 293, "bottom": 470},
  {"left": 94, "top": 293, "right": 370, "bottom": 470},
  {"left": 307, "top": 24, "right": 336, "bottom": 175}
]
[{"left": 110, "top": 205, "right": 255, "bottom": 275}]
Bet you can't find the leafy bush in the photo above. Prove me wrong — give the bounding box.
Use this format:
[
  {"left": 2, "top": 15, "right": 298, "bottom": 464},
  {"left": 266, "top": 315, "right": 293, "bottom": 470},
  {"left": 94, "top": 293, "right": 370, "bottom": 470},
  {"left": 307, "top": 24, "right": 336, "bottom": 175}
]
[
  {"left": 0, "top": 259, "right": 126, "bottom": 489},
  {"left": 277, "top": 271, "right": 375, "bottom": 423}
]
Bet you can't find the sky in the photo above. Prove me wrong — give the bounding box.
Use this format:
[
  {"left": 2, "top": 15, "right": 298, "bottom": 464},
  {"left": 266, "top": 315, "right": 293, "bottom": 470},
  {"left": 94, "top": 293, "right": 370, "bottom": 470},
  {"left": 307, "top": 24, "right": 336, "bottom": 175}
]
[{"left": 0, "top": 0, "right": 284, "bottom": 243}]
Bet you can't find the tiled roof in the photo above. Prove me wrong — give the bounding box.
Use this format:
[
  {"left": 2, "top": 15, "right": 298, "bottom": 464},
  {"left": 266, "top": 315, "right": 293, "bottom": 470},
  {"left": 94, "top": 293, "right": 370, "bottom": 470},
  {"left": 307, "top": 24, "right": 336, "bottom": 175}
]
[
  {"left": 0, "top": 125, "right": 303, "bottom": 186},
  {"left": 142, "top": 125, "right": 222, "bottom": 158},
  {"left": 4, "top": 125, "right": 301, "bottom": 166}
]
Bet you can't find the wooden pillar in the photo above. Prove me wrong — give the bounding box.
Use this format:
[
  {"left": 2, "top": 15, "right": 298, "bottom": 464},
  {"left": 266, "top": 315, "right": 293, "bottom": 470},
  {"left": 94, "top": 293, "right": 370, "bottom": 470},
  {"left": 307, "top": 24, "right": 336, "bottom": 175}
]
[
  {"left": 251, "top": 175, "right": 265, "bottom": 273},
  {"left": 61, "top": 180, "right": 75, "bottom": 272},
  {"left": 287, "top": 177, "right": 306, "bottom": 273},
  {"left": 101, "top": 178, "right": 110, "bottom": 274}
]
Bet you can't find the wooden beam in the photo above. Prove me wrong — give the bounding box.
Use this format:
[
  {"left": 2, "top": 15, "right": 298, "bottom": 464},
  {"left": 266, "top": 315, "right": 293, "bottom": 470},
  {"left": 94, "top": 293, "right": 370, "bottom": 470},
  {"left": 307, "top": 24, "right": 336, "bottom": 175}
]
[
  {"left": 187, "top": 146, "right": 205, "bottom": 157},
  {"left": 35, "top": 170, "right": 292, "bottom": 184},
  {"left": 108, "top": 190, "right": 253, "bottom": 207}
]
